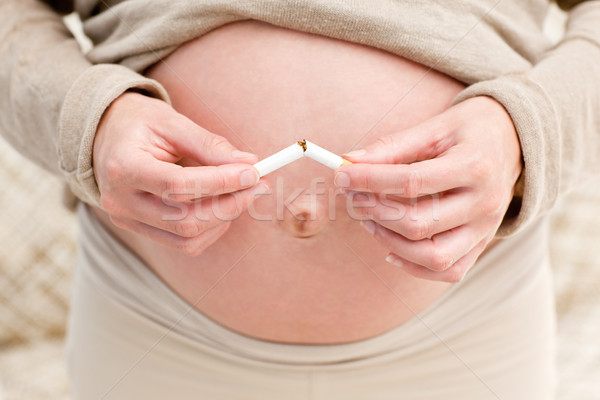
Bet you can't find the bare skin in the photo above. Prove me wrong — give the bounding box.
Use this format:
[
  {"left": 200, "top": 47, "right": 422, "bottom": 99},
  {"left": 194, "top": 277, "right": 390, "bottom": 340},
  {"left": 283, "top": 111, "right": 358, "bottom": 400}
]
[{"left": 92, "top": 21, "right": 521, "bottom": 344}]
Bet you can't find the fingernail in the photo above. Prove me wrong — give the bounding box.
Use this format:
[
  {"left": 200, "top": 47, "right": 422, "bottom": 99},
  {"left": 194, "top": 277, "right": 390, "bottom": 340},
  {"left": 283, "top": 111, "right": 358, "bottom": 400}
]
[
  {"left": 334, "top": 172, "right": 350, "bottom": 188},
  {"left": 343, "top": 149, "right": 366, "bottom": 157},
  {"left": 232, "top": 150, "right": 256, "bottom": 159},
  {"left": 252, "top": 182, "right": 271, "bottom": 196},
  {"left": 360, "top": 219, "right": 376, "bottom": 235},
  {"left": 240, "top": 169, "right": 259, "bottom": 187},
  {"left": 385, "top": 254, "right": 403, "bottom": 268}
]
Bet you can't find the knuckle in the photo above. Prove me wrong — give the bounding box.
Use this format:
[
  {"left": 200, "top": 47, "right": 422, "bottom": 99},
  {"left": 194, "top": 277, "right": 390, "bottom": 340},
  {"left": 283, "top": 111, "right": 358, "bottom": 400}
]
[
  {"left": 375, "top": 135, "right": 396, "bottom": 149},
  {"left": 405, "top": 218, "right": 430, "bottom": 241},
  {"left": 212, "top": 135, "right": 232, "bottom": 152},
  {"left": 361, "top": 172, "right": 372, "bottom": 191},
  {"left": 468, "top": 156, "right": 493, "bottom": 181},
  {"left": 177, "top": 221, "right": 230, "bottom": 256},
  {"left": 480, "top": 192, "right": 505, "bottom": 215},
  {"left": 373, "top": 135, "right": 399, "bottom": 163},
  {"left": 404, "top": 168, "right": 422, "bottom": 198},
  {"left": 203, "top": 133, "right": 231, "bottom": 153},
  {"left": 205, "top": 167, "right": 229, "bottom": 194},
  {"left": 428, "top": 248, "right": 454, "bottom": 272},
  {"left": 178, "top": 239, "right": 204, "bottom": 257},
  {"left": 174, "top": 218, "right": 201, "bottom": 238},
  {"left": 216, "top": 171, "right": 230, "bottom": 193},
  {"left": 426, "top": 123, "right": 449, "bottom": 151},
  {"left": 100, "top": 193, "right": 120, "bottom": 215},
  {"left": 166, "top": 174, "right": 193, "bottom": 197},
  {"left": 104, "top": 158, "right": 125, "bottom": 184}
]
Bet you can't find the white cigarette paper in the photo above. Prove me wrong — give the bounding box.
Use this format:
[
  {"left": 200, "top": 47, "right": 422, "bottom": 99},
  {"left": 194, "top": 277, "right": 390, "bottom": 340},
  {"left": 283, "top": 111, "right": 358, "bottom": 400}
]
[
  {"left": 253, "top": 139, "right": 351, "bottom": 177},
  {"left": 303, "top": 140, "right": 350, "bottom": 169},
  {"left": 253, "top": 143, "right": 304, "bottom": 177}
]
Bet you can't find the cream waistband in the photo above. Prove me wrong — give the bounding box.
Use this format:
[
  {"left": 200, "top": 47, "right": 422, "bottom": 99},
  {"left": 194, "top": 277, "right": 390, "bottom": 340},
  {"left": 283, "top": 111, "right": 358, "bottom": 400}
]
[{"left": 75, "top": 203, "right": 549, "bottom": 368}]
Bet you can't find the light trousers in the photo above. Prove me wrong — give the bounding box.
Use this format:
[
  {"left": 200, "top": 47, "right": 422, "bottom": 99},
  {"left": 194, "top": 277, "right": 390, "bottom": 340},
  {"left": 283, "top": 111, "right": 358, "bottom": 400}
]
[{"left": 66, "top": 205, "right": 556, "bottom": 399}]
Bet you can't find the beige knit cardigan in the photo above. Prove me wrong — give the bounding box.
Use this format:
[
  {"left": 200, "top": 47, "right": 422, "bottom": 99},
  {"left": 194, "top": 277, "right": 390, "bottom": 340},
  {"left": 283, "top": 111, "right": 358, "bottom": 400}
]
[{"left": 1, "top": 0, "right": 599, "bottom": 236}]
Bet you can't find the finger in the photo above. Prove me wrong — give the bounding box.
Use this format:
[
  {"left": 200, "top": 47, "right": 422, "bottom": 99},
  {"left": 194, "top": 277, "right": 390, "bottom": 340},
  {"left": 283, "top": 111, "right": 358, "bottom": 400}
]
[
  {"left": 349, "top": 190, "right": 473, "bottom": 240},
  {"left": 384, "top": 239, "right": 488, "bottom": 283},
  {"left": 362, "top": 220, "right": 482, "bottom": 272},
  {"left": 159, "top": 114, "right": 258, "bottom": 165},
  {"left": 110, "top": 214, "right": 231, "bottom": 257},
  {"left": 119, "top": 152, "right": 261, "bottom": 199},
  {"left": 335, "top": 151, "right": 471, "bottom": 196},
  {"left": 342, "top": 116, "right": 454, "bottom": 164},
  {"left": 105, "top": 182, "right": 270, "bottom": 237}
]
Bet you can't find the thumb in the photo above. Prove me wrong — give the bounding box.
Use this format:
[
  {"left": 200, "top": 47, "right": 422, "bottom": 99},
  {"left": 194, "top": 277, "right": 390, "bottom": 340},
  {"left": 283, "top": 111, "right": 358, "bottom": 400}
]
[
  {"left": 342, "top": 117, "right": 453, "bottom": 165},
  {"left": 162, "top": 113, "right": 258, "bottom": 166}
]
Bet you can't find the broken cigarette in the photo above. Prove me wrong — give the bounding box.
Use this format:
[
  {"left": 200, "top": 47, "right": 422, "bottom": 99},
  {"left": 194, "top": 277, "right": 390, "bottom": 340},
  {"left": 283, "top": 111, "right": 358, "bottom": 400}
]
[
  {"left": 253, "top": 139, "right": 352, "bottom": 177},
  {"left": 303, "top": 140, "right": 353, "bottom": 169},
  {"left": 253, "top": 142, "right": 305, "bottom": 177}
]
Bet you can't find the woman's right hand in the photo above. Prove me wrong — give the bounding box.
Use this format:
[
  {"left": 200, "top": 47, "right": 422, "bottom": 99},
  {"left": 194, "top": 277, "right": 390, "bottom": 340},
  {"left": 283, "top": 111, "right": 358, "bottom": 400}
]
[{"left": 92, "top": 91, "right": 269, "bottom": 256}]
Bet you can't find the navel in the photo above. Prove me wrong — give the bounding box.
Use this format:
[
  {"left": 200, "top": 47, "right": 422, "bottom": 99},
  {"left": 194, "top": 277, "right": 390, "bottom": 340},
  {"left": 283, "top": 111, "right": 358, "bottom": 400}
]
[{"left": 280, "top": 196, "right": 325, "bottom": 238}]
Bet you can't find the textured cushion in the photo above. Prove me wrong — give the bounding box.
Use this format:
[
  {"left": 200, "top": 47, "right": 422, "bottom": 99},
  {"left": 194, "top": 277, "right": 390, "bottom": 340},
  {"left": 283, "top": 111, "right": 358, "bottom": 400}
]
[
  {"left": 550, "top": 187, "right": 600, "bottom": 399},
  {"left": 0, "top": 137, "right": 76, "bottom": 344}
]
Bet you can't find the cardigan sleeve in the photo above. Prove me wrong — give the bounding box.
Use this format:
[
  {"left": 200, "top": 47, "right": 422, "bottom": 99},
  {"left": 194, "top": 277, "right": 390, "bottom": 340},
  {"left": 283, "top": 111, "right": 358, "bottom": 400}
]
[
  {"left": 452, "top": 1, "right": 600, "bottom": 236},
  {"left": 0, "top": 0, "right": 170, "bottom": 206}
]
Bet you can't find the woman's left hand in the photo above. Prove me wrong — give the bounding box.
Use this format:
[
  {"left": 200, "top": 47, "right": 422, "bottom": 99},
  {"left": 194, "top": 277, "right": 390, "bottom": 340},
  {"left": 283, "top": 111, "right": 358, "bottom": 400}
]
[{"left": 335, "top": 96, "right": 522, "bottom": 282}]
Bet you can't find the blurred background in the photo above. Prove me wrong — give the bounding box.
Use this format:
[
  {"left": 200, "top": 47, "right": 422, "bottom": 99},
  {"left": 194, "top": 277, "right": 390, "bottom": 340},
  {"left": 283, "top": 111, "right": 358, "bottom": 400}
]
[{"left": 0, "top": 4, "right": 598, "bottom": 400}]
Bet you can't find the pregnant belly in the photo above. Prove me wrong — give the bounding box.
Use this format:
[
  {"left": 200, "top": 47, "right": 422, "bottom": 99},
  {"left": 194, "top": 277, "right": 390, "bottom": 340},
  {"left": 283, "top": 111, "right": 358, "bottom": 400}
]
[{"left": 94, "top": 20, "right": 466, "bottom": 344}]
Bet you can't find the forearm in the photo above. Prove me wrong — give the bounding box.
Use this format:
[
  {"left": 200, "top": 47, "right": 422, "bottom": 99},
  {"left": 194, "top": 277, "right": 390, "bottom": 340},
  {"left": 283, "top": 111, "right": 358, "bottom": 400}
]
[
  {"left": 0, "top": 0, "right": 90, "bottom": 174},
  {"left": 453, "top": 1, "right": 600, "bottom": 236},
  {"left": 0, "top": 0, "right": 169, "bottom": 205}
]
